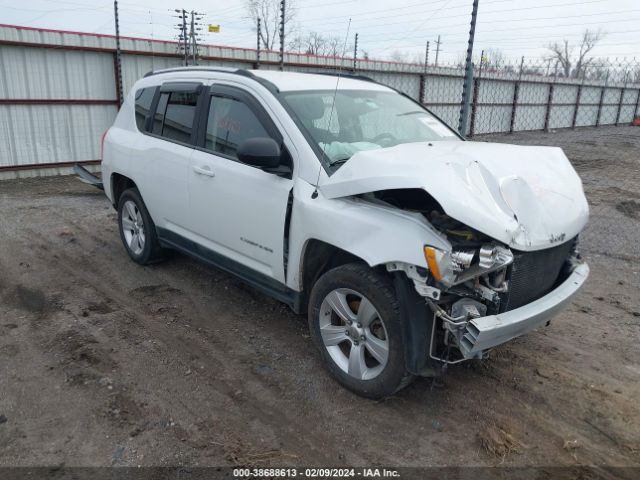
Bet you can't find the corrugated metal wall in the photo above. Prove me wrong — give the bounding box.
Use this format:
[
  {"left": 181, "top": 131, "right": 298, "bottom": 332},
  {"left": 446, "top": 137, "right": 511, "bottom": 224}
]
[{"left": 1, "top": 24, "right": 639, "bottom": 179}]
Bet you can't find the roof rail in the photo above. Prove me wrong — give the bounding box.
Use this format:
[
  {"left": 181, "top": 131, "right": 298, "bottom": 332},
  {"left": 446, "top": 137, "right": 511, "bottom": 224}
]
[
  {"left": 312, "top": 72, "right": 377, "bottom": 83},
  {"left": 142, "top": 66, "right": 279, "bottom": 93},
  {"left": 143, "top": 66, "right": 242, "bottom": 78}
]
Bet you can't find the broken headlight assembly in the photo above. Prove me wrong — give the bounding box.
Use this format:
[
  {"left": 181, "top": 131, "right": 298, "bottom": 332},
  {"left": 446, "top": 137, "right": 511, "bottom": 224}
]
[{"left": 424, "top": 244, "right": 514, "bottom": 287}]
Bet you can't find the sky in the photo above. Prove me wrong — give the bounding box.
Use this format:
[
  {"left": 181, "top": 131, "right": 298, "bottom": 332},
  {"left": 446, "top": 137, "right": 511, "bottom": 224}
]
[{"left": 3, "top": 0, "right": 639, "bottom": 65}]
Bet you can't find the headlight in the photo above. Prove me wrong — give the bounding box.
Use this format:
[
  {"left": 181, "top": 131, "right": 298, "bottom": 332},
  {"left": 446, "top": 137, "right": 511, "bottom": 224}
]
[
  {"left": 451, "top": 249, "right": 475, "bottom": 271},
  {"left": 424, "top": 244, "right": 513, "bottom": 287}
]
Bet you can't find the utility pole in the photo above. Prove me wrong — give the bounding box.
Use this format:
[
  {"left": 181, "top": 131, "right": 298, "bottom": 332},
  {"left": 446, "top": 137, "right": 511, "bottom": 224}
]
[
  {"left": 182, "top": 9, "right": 188, "bottom": 66},
  {"left": 353, "top": 33, "right": 358, "bottom": 72},
  {"left": 419, "top": 41, "right": 430, "bottom": 104},
  {"left": 509, "top": 55, "right": 524, "bottom": 134},
  {"left": 113, "top": 0, "right": 123, "bottom": 107},
  {"left": 469, "top": 48, "right": 484, "bottom": 137},
  {"left": 256, "top": 17, "right": 261, "bottom": 69},
  {"left": 173, "top": 9, "right": 191, "bottom": 65},
  {"left": 279, "top": 0, "right": 285, "bottom": 71},
  {"left": 434, "top": 35, "right": 441, "bottom": 67},
  {"left": 458, "top": 0, "right": 479, "bottom": 136},
  {"left": 190, "top": 11, "right": 197, "bottom": 66},
  {"left": 174, "top": 9, "right": 189, "bottom": 65},
  {"left": 424, "top": 41, "right": 430, "bottom": 69},
  {"left": 188, "top": 11, "right": 203, "bottom": 65}
]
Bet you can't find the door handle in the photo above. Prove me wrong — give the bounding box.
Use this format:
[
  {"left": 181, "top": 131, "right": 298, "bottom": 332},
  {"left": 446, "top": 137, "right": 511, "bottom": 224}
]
[{"left": 193, "top": 165, "right": 215, "bottom": 177}]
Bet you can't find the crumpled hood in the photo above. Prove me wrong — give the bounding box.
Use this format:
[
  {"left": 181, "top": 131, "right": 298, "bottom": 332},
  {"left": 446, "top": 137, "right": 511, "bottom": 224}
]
[{"left": 319, "top": 141, "right": 589, "bottom": 251}]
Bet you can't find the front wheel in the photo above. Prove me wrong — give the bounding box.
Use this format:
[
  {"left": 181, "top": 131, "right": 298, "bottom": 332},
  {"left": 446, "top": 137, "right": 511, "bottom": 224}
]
[{"left": 308, "top": 263, "right": 413, "bottom": 399}]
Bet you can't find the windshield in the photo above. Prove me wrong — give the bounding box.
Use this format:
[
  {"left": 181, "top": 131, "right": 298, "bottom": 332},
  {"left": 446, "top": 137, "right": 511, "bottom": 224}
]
[{"left": 281, "top": 89, "right": 460, "bottom": 166}]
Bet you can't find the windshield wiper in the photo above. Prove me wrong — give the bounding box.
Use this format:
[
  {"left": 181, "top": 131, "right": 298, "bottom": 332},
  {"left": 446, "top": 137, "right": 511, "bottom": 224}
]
[
  {"left": 329, "top": 156, "right": 351, "bottom": 166},
  {"left": 397, "top": 110, "right": 425, "bottom": 117}
]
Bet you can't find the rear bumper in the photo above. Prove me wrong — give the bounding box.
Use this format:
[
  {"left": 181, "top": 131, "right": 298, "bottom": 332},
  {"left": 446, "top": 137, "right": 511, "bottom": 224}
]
[{"left": 458, "top": 262, "right": 589, "bottom": 358}]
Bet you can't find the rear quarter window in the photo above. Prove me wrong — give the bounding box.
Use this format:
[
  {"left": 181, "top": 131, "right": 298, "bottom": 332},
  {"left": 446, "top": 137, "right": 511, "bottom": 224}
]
[{"left": 134, "top": 87, "right": 156, "bottom": 132}]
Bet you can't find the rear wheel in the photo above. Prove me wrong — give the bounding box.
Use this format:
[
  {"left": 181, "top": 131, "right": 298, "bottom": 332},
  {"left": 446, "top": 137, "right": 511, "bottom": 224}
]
[
  {"left": 117, "top": 188, "right": 165, "bottom": 265},
  {"left": 308, "top": 263, "right": 413, "bottom": 399}
]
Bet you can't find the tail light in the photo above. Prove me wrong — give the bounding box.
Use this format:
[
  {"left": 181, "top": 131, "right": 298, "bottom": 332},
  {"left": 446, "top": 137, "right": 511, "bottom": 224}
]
[{"left": 100, "top": 129, "right": 108, "bottom": 160}]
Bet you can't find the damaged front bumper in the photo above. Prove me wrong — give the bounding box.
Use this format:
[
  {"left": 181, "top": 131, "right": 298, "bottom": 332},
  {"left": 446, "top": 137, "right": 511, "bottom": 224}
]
[{"left": 457, "top": 262, "right": 589, "bottom": 358}]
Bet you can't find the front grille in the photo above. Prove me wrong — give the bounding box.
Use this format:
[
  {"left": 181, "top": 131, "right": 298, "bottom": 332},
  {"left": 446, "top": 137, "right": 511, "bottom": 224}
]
[{"left": 503, "top": 239, "right": 575, "bottom": 311}]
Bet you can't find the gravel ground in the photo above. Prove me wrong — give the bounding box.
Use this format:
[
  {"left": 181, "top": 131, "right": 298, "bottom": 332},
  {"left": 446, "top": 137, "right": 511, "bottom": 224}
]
[{"left": 0, "top": 125, "right": 639, "bottom": 471}]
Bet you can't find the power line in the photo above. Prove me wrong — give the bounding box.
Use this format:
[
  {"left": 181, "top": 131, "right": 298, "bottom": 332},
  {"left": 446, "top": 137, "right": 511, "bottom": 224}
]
[
  {"left": 296, "top": 0, "right": 359, "bottom": 8},
  {"left": 361, "top": 25, "right": 640, "bottom": 46},
  {"left": 379, "top": 40, "right": 640, "bottom": 53},
  {"left": 121, "top": 7, "right": 640, "bottom": 41},
  {"left": 8, "top": 0, "right": 638, "bottom": 64},
  {"left": 378, "top": 0, "right": 456, "bottom": 54},
  {"left": 295, "top": 0, "right": 613, "bottom": 27},
  {"left": 295, "top": 6, "right": 640, "bottom": 37},
  {"left": 0, "top": 2, "right": 111, "bottom": 15},
  {"left": 295, "top": 0, "right": 510, "bottom": 25}
]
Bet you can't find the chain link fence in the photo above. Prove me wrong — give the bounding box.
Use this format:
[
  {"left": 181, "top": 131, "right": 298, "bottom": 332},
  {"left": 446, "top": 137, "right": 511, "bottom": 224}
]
[{"left": 350, "top": 57, "right": 640, "bottom": 137}]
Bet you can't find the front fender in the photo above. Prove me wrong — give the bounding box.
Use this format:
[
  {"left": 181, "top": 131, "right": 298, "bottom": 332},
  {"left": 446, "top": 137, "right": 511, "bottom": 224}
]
[{"left": 286, "top": 182, "right": 449, "bottom": 291}]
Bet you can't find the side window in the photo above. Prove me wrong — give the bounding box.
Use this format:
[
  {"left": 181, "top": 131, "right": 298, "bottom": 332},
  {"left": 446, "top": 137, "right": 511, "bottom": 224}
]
[
  {"left": 204, "top": 95, "right": 271, "bottom": 160},
  {"left": 134, "top": 87, "right": 156, "bottom": 132},
  {"left": 151, "top": 90, "right": 199, "bottom": 144},
  {"left": 162, "top": 91, "right": 199, "bottom": 143}
]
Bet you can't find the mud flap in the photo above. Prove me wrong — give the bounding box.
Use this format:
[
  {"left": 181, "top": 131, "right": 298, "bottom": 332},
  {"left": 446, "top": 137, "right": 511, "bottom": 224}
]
[
  {"left": 393, "top": 273, "right": 441, "bottom": 377},
  {"left": 73, "top": 163, "right": 103, "bottom": 190}
]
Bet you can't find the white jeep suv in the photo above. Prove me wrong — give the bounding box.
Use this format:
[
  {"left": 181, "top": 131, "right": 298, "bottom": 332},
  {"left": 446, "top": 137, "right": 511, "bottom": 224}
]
[{"left": 101, "top": 67, "right": 589, "bottom": 398}]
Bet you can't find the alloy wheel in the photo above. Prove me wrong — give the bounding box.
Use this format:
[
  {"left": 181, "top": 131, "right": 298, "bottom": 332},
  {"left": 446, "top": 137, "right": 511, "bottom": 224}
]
[
  {"left": 121, "top": 200, "right": 146, "bottom": 255},
  {"left": 318, "top": 288, "right": 389, "bottom": 380}
]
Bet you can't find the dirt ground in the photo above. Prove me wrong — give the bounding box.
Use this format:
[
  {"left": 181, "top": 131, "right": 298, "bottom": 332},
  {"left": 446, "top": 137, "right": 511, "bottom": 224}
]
[{"left": 1, "top": 125, "right": 639, "bottom": 471}]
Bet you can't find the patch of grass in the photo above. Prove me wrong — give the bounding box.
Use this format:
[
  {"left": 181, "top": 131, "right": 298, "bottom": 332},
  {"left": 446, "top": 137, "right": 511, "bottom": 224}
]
[{"left": 478, "top": 422, "right": 524, "bottom": 460}]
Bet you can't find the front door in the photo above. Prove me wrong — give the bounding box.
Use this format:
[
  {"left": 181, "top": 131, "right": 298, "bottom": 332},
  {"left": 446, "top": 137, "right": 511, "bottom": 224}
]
[{"left": 187, "top": 85, "right": 293, "bottom": 283}]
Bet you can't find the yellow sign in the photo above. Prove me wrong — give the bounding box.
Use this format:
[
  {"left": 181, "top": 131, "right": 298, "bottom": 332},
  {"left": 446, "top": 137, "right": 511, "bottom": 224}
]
[{"left": 208, "top": 25, "right": 220, "bottom": 33}]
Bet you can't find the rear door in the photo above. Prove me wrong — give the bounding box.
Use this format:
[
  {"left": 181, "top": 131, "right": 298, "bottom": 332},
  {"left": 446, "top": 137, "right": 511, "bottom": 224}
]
[
  {"left": 131, "top": 82, "right": 201, "bottom": 231},
  {"left": 187, "top": 84, "right": 293, "bottom": 283}
]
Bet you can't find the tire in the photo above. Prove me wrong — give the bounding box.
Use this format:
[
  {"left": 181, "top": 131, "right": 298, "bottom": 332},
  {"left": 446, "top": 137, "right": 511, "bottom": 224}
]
[
  {"left": 117, "top": 188, "right": 165, "bottom": 265},
  {"left": 308, "top": 262, "right": 413, "bottom": 399}
]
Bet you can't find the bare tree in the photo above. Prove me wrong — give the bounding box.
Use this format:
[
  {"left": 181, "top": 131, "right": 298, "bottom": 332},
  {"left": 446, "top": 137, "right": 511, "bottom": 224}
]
[
  {"left": 546, "top": 29, "right": 604, "bottom": 78},
  {"left": 245, "top": 0, "right": 296, "bottom": 50},
  {"left": 326, "top": 36, "right": 342, "bottom": 57},
  {"left": 304, "top": 31, "right": 327, "bottom": 55},
  {"left": 287, "top": 32, "right": 304, "bottom": 53}
]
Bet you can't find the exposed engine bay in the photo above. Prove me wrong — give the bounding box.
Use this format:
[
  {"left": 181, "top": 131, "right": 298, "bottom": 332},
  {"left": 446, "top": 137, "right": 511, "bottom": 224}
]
[{"left": 366, "top": 188, "right": 582, "bottom": 364}]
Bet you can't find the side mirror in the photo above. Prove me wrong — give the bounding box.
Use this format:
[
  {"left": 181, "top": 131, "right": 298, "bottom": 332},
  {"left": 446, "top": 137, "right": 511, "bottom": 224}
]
[{"left": 237, "top": 137, "right": 281, "bottom": 169}]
